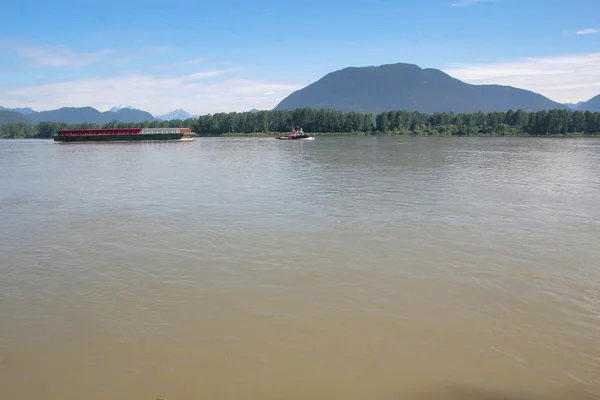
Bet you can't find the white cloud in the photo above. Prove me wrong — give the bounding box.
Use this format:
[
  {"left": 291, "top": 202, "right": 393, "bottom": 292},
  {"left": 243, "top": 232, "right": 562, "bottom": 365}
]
[
  {"left": 0, "top": 42, "right": 172, "bottom": 69},
  {"left": 0, "top": 69, "right": 303, "bottom": 115},
  {"left": 14, "top": 44, "right": 116, "bottom": 68},
  {"left": 443, "top": 53, "right": 600, "bottom": 103},
  {"left": 576, "top": 28, "right": 600, "bottom": 35},
  {"left": 186, "top": 56, "right": 204, "bottom": 65},
  {"left": 451, "top": 0, "right": 495, "bottom": 7},
  {"left": 182, "top": 68, "right": 242, "bottom": 80},
  {"left": 146, "top": 46, "right": 169, "bottom": 53},
  {"left": 154, "top": 56, "right": 205, "bottom": 70}
]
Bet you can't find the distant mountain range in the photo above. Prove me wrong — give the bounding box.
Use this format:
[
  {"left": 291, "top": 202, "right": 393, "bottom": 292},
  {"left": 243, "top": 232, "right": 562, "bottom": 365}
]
[
  {"left": 32, "top": 107, "right": 156, "bottom": 124},
  {"left": 0, "top": 106, "right": 37, "bottom": 115},
  {"left": 0, "top": 106, "right": 156, "bottom": 125},
  {"left": 156, "top": 109, "right": 199, "bottom": 121},
  {"left": 1, "top": 62, "right": 599, "bottom": 127},
  {"left": 0, "top": 104, "right": 204, "bottom": 125}
]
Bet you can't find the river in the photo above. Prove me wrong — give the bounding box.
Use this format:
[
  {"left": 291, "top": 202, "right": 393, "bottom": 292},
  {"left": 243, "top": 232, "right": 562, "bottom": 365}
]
[{"left": 1, "top": 137, "right": 599, "bottom": 399}]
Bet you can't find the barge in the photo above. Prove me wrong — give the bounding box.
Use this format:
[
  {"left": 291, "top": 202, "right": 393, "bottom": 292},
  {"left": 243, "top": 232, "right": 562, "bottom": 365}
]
[{"left": 53, "top": 128, "right": 194, "bottom": 142}]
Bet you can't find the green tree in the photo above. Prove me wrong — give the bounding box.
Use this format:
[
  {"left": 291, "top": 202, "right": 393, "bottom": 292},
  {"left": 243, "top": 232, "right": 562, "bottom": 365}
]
[{"left": 375, "top": 112, "right": 389, "bottom": 132}]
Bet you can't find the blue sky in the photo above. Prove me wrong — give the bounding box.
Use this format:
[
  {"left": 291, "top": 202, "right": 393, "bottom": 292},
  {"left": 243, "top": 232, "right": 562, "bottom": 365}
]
[{"left": 1, "top": 0, "right": 599, "bottom": 115}]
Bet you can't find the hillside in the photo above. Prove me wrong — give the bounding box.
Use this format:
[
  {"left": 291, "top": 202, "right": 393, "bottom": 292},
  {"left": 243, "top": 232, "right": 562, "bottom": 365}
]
[
  {"left": 0, "top": 110, "right": 32, "bottom": 125},
  {"left": 0, "top": 106, "right": 156, "bottom": 125},
  {"left": 565, "top": 102, "right": 584, "bottom": 110},
  {"left": 274, "top": 63, "right": 567, "bottom": 114},
  {"left": 578, "top": 95, "right": 600, "bottom": 112},
  {"left": 109, "top": 108, "right": 156, "bottom": 123},
  {"left": 28, "top": 107, "right": 155, "bottom": 124},
  {"left": 29, "top": 107, "right": 103, "bottom": 124},
  {"left": 0, "top": 106, "right": 37, "bottom": 115}
]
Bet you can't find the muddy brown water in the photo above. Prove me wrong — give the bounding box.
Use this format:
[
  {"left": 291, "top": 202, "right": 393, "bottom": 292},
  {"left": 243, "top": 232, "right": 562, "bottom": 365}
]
[{"left": 1, "top": 137, "right": 599, "bottom": 399}]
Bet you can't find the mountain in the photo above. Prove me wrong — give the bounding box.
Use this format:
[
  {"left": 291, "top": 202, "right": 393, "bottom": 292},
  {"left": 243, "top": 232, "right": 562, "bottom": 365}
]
[
  {"left": 0, "top": 110, "right": 32, "bottom": 125},
  {"left": 274, "top": 63, "right": 567, "bottom": 114},
  {"left": 1, "top": 106, "right": 156, "bottom": 125},
  {"left": 577, "top": 95, "right": 600, "bottom": 112},
  {"left": 28, "top": 107, "right": 155, "bottom": 124},
  {"left": 109, "top": 104, "right": 135, "bottom": 112},
  {"left": 565, "top": 101, "right": 584, "bottom": 110},
  {"left": 109, "top": 108, "right": 156, "bottom": 123},
  {"left": 156, "top": 109, "right": 193, "bottom": 120},
  {"left": 0, "top": 106, "right": 37, "bottom": 115},
  {"left": 30, "top": 107, "right": 104, "bottom": 124}
]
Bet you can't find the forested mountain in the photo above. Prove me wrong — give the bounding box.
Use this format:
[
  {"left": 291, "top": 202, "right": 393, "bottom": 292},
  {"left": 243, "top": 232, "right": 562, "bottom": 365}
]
[
  {"left": 0, "top": 110, "right": 31, "bottom": 125},
  {"left": 28, "top": 107, "right": 155, "bottom": 124},
  {"left": 565, "top": 102, "right": 584, "bottom": 109},
  {"left": 0, "top": 106, "right": 156, "bottom": 125},
  {"left": 275, "top": 63, "right": 567, "bottom": 114},
  {"left": 108, "top": 108, "right": 156, "bottom": 123},
  {"left": 0, "top": 106, "right": 37, "bottom": 114},
  {"left": 578, "top": 95, "right": 600, "bottom": 112},
  {"left": 28, "top": 107, "right": 105, "bottom": 124}
]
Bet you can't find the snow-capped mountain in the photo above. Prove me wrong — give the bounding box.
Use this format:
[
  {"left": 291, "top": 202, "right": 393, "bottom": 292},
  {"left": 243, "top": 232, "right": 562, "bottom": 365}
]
[
  {"left": 156, "top": 109, "right": 194, "bottom": 120},
  {"left": 109, "top": 105, "right": 136, "bottom": 112}
]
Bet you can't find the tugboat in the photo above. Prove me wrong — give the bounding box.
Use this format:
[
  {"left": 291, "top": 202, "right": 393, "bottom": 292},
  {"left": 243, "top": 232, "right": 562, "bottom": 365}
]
[{"left": 276, "top": 127, "right": 314, "bottom": 140}]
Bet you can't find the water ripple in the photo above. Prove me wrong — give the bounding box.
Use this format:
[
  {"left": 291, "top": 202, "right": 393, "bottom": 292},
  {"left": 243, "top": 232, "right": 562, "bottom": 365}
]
[{"left": 1, "top": 137, "right": 600, "bottom": 399}]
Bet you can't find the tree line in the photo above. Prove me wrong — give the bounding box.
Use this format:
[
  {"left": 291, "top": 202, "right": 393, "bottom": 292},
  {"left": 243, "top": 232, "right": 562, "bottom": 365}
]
[
  {"left": 375, "top": 108, "right": 600, "bottom": 136},
  {"left": 1, "top": 108, "right": 600, "bottom": 138}
]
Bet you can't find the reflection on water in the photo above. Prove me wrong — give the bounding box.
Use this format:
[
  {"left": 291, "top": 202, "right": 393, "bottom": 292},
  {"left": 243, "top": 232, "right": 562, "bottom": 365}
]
[{"left": 0, "top": 137, "right": 599, "bottom": 399}]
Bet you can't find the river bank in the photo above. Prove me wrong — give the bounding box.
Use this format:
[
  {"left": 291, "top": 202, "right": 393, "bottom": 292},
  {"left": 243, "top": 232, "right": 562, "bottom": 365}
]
[
  {"left": 213, "top": 131, "right": 599, "bottom": 138},
  {"left": 2, "top": 131, "right": 599, "bottom": 139}
]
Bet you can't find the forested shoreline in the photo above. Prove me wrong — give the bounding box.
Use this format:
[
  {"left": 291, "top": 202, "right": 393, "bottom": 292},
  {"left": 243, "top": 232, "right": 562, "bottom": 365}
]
[{"left": 1, "top": 107, "right": 600, "bottom": 138}]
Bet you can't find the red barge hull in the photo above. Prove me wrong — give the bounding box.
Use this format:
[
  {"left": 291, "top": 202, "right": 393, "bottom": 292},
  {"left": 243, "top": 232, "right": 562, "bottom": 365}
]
[{"left": 54, "top": 128, "right": 194, "bottom": 142}]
